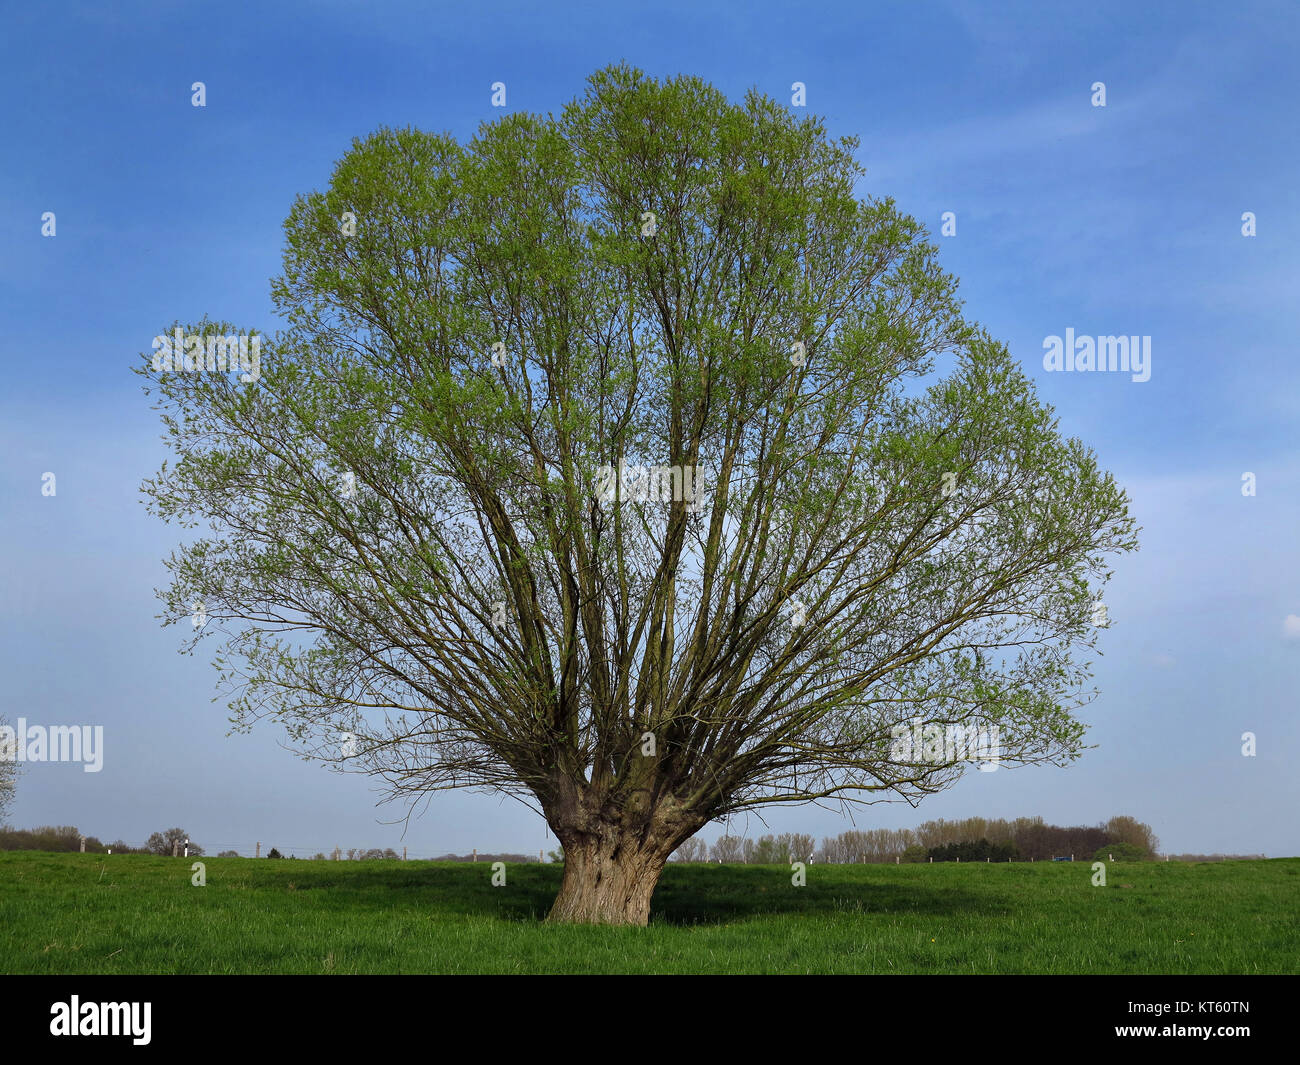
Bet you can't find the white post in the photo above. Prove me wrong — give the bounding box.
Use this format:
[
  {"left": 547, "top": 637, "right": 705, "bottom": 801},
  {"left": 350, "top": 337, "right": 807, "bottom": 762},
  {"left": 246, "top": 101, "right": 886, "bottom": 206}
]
[
  {"left": 79, "top": 836, "right": 86, "bottom": 853},
  {"left": 184, "top": 838, "right": 189, "bottom": 858}
]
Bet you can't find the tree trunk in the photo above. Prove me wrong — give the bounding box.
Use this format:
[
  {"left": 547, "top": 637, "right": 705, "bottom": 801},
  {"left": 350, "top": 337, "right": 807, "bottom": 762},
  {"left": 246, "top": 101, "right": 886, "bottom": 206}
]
[{"left": 546, "top": 832, "right": 668, "bottom": 926}]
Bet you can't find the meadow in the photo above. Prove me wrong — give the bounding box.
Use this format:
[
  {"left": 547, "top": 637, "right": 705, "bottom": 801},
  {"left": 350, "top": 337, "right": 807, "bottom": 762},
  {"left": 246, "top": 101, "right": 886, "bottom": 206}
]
[{"left": 0, "top": 851, "right": 1295, "bottom": 975}]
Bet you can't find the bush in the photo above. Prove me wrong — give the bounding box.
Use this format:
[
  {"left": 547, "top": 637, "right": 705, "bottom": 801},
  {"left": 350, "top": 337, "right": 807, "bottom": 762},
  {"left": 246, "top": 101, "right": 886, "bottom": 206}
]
[
  {"left": 145, "top": 828, "right": 203, "bottom": 856},
  {"left": 1094, "top": 842, "right": 1146, "bottom": 862},
  {"left": 266, "top": 847, "right": 283, "bottom": 859},
  {"left": 0, "top": 825, "right": 104, "bottom": 852},
  {"left": 217, "top": 850, "right": 239, "bottom": 858},
  {"left": 900, "top": 844, "right": 929, "bottom": 863},
  {"left": 928, "top": 838, "right": 1018, "bottom": 862}
]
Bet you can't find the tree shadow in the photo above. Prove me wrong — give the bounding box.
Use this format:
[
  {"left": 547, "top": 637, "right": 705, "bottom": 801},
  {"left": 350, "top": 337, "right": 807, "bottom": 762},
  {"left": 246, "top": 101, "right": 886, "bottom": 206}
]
[
  {"left": 648, "top": 864, "right": 1000, "bottom": 926},
  {"left": 249, "top": 861, "right": 1003, "bottom": 927}
]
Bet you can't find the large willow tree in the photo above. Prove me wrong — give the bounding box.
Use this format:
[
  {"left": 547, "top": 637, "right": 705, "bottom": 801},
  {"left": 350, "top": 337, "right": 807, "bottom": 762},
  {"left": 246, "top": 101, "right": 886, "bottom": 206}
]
[{"left": 140, "top": 65, "right": 1136, "bottom": 924}]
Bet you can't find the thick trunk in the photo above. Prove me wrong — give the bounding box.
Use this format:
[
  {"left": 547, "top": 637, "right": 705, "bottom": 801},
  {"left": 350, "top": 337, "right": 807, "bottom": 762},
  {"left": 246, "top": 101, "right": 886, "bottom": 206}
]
[{"left": 546, "top": 832, "right": 668, "bottom": 926}]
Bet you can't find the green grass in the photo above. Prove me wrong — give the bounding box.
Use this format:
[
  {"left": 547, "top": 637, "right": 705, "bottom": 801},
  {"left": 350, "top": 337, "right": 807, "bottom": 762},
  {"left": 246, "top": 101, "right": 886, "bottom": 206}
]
[{"left": 1, "top": 851, "right": 1295, "bottom": 974}]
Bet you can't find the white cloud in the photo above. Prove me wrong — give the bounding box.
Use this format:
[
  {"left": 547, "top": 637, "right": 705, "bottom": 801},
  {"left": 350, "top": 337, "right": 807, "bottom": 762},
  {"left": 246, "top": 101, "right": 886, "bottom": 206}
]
[{"left": 1283, "top": 615, "right": 1300, "bottom": 641}]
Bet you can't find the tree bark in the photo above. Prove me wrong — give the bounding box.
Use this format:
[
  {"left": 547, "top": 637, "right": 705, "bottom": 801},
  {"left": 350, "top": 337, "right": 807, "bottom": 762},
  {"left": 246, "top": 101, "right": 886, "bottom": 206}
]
[{"left": 546, "top": 831, "right": 669, "bottom": 926}]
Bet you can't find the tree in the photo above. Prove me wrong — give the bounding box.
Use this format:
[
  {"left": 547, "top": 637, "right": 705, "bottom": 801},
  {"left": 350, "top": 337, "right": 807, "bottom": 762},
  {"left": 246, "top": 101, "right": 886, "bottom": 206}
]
[
  {"left": 266, "top": 847, "right": 283, "bottom": 859},
  {"left": 139, "top": 64, "right": 1136, "bottom": 925},
  {"left": 928, "top": 838, "right": 1017, "bottom": 862},
  {"left": 1106, "top": 815, "right": 1159, "bottom": 857},
  {"left": 671, "top": 837, "right": 708, "bottom": 862},
  {"left": 145, "top": 828, "right": 202, "bottom": 856},
  {"left": 745, "top": 834, "right": 787, "bottom": 863},
  {"left": 218, "top": 850, "right": 240, "bottom": 858},
  {"left": 788, "top": 833, "right": 816, "bottom": 862},
  {"left": 711, "top": 835, "right": 745, "bottom": 863}
]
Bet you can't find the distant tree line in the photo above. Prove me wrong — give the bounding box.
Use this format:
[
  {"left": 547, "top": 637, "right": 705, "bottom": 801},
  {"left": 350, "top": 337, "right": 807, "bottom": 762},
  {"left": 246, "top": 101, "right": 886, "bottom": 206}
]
[
  {"left": 670, "top": 816, "right": 1162, "bottom": 863},
  {"left": 926, "top": 838, "right": 1020, "bottom": 862},
  {"left": 0, "top": 825, "right": 203, "bottom": 855},
  {"left": 673, "top": 832, "right": 819, "bottom": 864},
  {"left": 0, "top": 825, "right": 106, "bottom": 853},
  {"left": 1163, "top": 852, "right": 1267, "bottom": 862},
  {"left": 0, "top": 815, "right": 1174, "bottom": 863}
]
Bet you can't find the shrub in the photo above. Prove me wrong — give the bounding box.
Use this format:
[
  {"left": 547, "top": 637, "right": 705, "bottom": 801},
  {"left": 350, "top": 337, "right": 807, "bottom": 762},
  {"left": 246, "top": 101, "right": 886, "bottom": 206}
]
[{"left": 1095, "top": 842, "right": 1147, "bottom": 862}]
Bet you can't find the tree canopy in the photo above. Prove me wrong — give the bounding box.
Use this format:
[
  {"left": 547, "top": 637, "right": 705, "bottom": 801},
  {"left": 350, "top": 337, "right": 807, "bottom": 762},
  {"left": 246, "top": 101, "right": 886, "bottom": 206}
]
[{"left": 140, "top": 63, "right": 1137, "bottom": 923}]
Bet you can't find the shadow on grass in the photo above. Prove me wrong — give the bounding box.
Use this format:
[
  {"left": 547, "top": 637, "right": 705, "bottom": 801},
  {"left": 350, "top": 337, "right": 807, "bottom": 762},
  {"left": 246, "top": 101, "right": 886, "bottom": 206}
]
[
  {"left": 649, "top": 864, "right": 997, "bottom": 926},
  {"left": 183, "top": 857, "right": 1001, "bottom": 927}
]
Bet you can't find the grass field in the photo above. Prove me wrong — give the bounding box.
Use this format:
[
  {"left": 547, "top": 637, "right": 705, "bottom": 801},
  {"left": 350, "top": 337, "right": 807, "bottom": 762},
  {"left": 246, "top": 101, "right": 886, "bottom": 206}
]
[{"left": 1, "top": 851, "right": 1296, "bottom": 974}]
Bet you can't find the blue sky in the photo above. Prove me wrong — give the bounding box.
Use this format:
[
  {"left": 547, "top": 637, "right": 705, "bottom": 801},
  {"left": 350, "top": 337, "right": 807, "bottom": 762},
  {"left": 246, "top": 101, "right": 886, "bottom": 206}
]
[{"left": 1, "top": 0, "right": 1297, "bottom": 858}]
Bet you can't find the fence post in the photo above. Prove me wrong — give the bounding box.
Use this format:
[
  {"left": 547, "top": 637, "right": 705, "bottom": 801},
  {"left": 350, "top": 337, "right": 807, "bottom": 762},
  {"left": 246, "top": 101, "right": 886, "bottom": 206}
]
[
  {"left": 172, "top": 839, "right": 179, "bottom": 858},
  {"left": 473, "top": 848, "right": 478, "bottom": 863},
  {"left": 256, "top": 842, "right": 261, "bottom": 859},
  {"left": 79, "top": 836, "right": 86, "bottom": 853}
]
